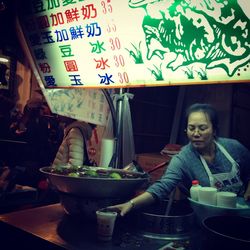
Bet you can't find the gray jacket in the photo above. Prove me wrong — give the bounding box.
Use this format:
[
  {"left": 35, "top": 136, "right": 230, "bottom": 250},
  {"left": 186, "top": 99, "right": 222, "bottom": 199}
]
[{"left": 147, "top": 137, "right": 250, "bottom": 200}]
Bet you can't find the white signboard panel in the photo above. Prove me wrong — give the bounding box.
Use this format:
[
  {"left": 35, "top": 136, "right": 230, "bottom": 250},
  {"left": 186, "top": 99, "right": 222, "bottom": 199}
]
[
  {"left": 18, "top": 0, "right": 250, "bottom": 88},
  {"left": 44, "top": 88, "right": 111, "bottom": 125}
]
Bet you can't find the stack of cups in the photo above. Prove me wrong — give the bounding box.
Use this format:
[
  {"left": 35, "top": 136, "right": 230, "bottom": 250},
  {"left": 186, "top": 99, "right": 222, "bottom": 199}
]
[
  {"left": 198, "top": 187, "right": 217, "bottom": 206},
  {"left": 193, "top": 184, "right": 237, "bottom": 208},
  {"left": 216, "top": 191, "right": 237, "bottom": 208}
]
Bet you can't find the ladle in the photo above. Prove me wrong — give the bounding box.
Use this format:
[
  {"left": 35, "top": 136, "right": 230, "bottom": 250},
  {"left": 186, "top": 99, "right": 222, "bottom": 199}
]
[
  {"left": 164, "top": 188, "right": 176, "bottom": 216},
  {"left": 144, "top": 160, "right": 176, "bottom": 216}
]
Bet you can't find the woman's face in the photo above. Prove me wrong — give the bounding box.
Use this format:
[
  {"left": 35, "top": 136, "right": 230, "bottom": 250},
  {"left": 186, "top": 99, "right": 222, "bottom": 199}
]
[{"left": 186, "top": 111, "right": 215, "bottom": 152}]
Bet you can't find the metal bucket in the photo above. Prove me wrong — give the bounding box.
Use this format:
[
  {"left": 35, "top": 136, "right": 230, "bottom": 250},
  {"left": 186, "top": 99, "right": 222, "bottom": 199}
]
[{"left": 137, "top": 199, "right": 195, "bottom": 240}]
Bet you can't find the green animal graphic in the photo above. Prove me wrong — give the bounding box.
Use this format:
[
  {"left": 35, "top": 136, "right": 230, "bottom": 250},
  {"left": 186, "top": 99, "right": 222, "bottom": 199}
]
[{"left": 129, "top": 0, "right": 250, "bottom": 77}]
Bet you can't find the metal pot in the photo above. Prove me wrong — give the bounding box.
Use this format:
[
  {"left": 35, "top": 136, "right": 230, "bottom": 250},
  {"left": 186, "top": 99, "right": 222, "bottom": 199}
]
[
  {"left": 137, "top": 199, "right": 195, "bottom": 240},
  {"left": 202, "top": 215, "right": 250, "bottom": 250}
]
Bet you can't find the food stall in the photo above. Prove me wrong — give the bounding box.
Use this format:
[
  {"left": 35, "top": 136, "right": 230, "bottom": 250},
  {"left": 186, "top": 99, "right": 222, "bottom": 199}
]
[{"left": 0, "top": 0, "right": 250, "bottom": 249}]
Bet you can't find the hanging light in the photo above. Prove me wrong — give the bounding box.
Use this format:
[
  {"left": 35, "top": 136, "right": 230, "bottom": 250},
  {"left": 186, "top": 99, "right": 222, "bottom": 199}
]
[{"left": 0, "top": 57, "right": 9, "bottom": 63}]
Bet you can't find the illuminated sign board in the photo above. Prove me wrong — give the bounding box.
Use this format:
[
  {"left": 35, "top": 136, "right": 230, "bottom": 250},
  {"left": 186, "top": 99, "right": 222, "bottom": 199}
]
[{"left": 18, "top": 0, "right": 250, "bottom": 88}]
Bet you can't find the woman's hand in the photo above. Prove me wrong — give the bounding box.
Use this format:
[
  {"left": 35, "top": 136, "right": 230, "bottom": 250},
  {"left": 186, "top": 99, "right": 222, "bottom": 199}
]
[
  {"left": 106, "top": 192, "right": 156, "bottom": 216},
  {"left": 244, "top": 181, "right": 250, "bottom": 201},
  {"left": 106, "top": 201, "right": 133, "bottom": 217}
]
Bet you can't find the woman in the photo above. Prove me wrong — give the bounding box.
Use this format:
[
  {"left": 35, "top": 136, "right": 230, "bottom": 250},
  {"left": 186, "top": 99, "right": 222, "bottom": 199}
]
[
  {"left": 108, "top": 103, "right": 250, "bottom": 216},
  {"left": 52, "top": 119, "right": 96, "bottom": 167}
]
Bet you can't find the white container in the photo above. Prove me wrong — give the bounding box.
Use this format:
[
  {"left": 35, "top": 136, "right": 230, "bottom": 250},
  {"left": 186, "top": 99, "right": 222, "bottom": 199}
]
[
  {"left": 216, "top": 191, "right": 237, "bottom": 208},
  {"left": 198, "top": 187, "right": 217, "bottom": 206},
  {"left": 99, "top": 138, "right": 115, "bottom": 167},
  {"left": 190, "top": 180, "right": 201, "bottom": 201}
]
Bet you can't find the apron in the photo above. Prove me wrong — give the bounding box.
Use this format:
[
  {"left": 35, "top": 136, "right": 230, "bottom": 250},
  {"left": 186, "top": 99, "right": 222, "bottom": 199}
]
[{"left": 200, "top": 141, "right": 243, "bottom": 194}]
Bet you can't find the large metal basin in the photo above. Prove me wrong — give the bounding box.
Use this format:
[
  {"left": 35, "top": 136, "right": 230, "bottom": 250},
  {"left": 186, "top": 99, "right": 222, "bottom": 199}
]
[
  {"left": 40, "top": 166, "right": 149, "bottom": 198},
  {"left": 188, "top": 197, "right": 250, "bottom": 225}
]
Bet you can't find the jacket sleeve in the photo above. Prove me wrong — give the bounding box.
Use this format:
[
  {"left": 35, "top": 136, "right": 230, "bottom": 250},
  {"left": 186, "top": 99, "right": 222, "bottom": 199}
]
[
  {"left": 52, "top": 139, "right": 68, "bottom": 167},
  {"left": 236, "top": 141, "right": 250, "bottom": 184},
  {"left": 146, "top": 156, "right": 185, "bottom": 200},
  {"left": 66, "top": 127, "right": 85, "bottom": 167}
]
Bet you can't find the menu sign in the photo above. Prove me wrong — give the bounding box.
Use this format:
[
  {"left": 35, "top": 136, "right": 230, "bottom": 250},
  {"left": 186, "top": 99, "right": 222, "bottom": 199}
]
[{"left": 18, "top": 0, "right": 250, "bottom": 88}]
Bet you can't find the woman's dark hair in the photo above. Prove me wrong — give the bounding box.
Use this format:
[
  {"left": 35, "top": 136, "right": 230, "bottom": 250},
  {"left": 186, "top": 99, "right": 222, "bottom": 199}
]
[{"left": 184, "top": 103, "right": 219, "bottom": 133}]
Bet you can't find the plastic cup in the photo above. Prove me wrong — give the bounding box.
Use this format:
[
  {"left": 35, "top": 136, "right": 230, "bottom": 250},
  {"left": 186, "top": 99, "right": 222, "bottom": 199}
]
[
  {"left": 96, "top": 209, "right": 117, "bottom": 241},
  {"left": 216, "top": 191, "right": 237, "bottom": 208},
  {"left": 198, "top": 187, "right": 217, "bottom": 205}
]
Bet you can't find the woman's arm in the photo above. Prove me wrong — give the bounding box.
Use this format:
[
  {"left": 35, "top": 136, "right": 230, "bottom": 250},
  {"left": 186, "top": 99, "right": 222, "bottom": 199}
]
[
  {"left": 107, "top": 191, "right": 155, "bottom": 216},
  {"left": 67, "top": 128, "right": 85, "bottom": 167}
]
